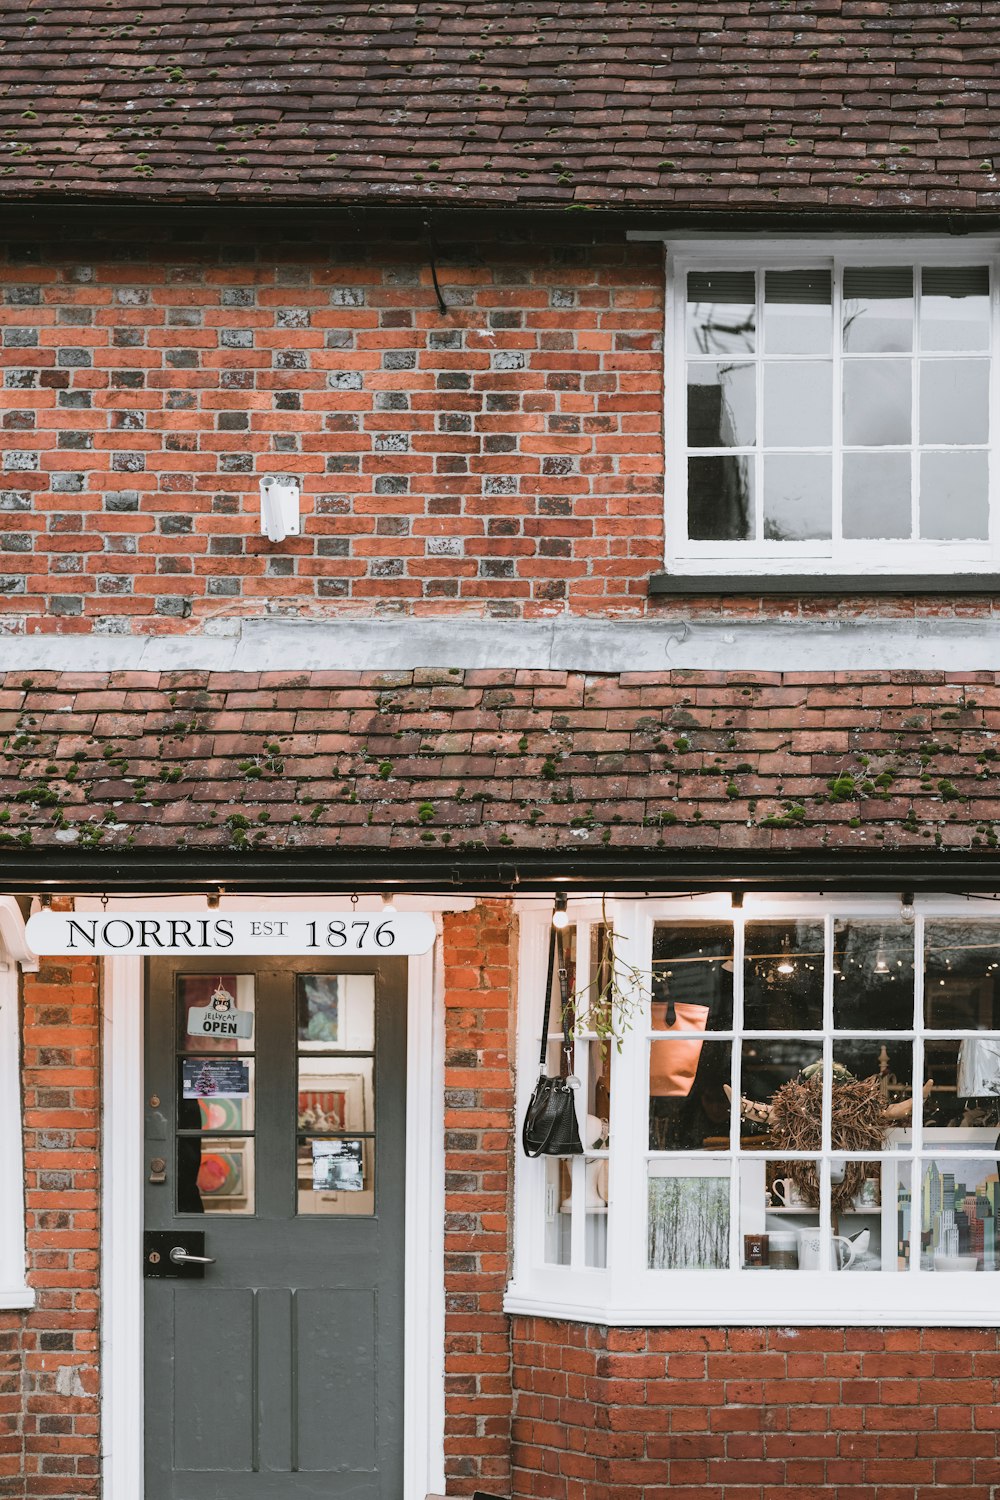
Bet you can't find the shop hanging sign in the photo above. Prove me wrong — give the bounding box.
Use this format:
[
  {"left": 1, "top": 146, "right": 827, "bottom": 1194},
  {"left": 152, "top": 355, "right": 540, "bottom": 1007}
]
[
  {"left": 187, "top": 981, "right": 254, "bottom": 1040},
  {"left": 25, "top": 909, "right": 436, "bottom": 957}
]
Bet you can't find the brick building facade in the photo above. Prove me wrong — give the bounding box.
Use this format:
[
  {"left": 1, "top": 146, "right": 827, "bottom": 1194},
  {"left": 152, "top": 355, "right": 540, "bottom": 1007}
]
[{"left": 6, "top": 5, "right": 1000, "bottom": 1500}]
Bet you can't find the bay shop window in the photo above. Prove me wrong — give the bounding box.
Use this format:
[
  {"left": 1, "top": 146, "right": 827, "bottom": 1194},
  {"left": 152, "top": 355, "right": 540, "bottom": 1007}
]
[{"left": 507, "top": 896, "right": 1000, "bottom": 1326}]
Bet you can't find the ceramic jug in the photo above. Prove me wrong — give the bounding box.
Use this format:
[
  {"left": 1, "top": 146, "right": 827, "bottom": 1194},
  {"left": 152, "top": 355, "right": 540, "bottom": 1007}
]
[{"left": 795, "top": 1226, "right": 858, "bottom": 1271}]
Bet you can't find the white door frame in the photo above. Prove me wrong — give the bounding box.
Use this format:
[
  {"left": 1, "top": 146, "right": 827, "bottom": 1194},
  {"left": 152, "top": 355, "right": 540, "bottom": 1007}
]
[{"left": 98, "top": 896, "right": 462, "bottom": 1500}]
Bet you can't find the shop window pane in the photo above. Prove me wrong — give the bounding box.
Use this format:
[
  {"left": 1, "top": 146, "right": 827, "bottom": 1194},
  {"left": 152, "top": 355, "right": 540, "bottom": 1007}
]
[
  {"left": 764, "top": 268, "right": 832, "bottom": 355},
  {"left": 687, "top": 455, "right": 753, "bottom": 541},
  {"left": 652, "top": 922, "right": 734, "bottom": 1029},
  {"left": 687, "top": 361, "right": 755, "bottom": 447},
  {"left": 178, "top": 1137, "right": 254, "bottom": 1215},
  {"left": 648, "top": 1040, "right": 732, "bottom": 1151},
  {"left": 833, "top": 921, "right": 914, "bottom": 1030},
  {"left": 920, "top": 1155, "right": 1000, "bottom": 1270},
  {"left": 177, "top": 973, "right": 255, "bottom": 1054},
  {"left": 919, "top": 451, "right": 989, "bottom": 541},
  {"left": 298, "top": 1136, "right": 374, "bottom": 1216},
  {"left": 545, "top": 1157, "right": 572, "bottom": 1265},
  {"left": 920, "top": 359, "right": 989, "bottom": 445},
  {"left": 921, "top": 266, "right": 990, "bottom": 352},
  {"left": 842, "top": 359, "right": 911, "bottom": 445},
  {"left": 178, "top": 1058, "right": 255, "bottom": 1132},
  {"left": 843, "top": 266, "right": 913, "bottom": 353},
  {"left": 687, "top": 271, "right": 756, "bottom": 356},
  {"left": 297, "top": 1056, "right": 373, "bottom": 1134},
  {"left": 297, "top": 973, "right": 375, "bottom": 1051},
  {"left": 828, "top": 1159, "right": 912, "bottom": 1272},
  {"left": 649, "top": 1161, "right": 730, "bottom": 1269},
  {"left": 924, "top": 922, "right": 1000, "bottom": 1029},
  {"left": 842, "top": 451, "right": 912, "bottom": 540},
  {"left": 924, "top": 1042, "right": 1000, "bottom": 1129},
  {"left": 585, "top": 1158, "right": 609, "bottom": 1269},
  {"left": 743, "top": 921, "right": 824, "bottom": 1030},
  {"left": 739, "top": 1041, "right": 823, "bottom": 1121},
  {"left": 763, "top": 361, "right": 832, "bottom": 448},
  {"left": 740, "top": 1157, "right": 814, "bottom": 1271},
  {"left": 763, "top": 455, "right": 832, "bottom": 542},
  {"left": 831, "top": 1039, "right": 914, "bottom": 1137}
]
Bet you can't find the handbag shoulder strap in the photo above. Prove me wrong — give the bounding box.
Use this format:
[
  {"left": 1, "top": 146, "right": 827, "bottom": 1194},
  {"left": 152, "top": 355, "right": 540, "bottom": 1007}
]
[
  {"left": 538, "top": 925, "right": 574, "bottom": 1070},
  {"left": 537, "top": 927, "right": 557, "bottom": 1069}
]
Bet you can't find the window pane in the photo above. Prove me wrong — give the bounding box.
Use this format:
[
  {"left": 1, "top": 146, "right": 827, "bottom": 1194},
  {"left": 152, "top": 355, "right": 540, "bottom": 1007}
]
[
  {"left": 843, "top": 359, "right": 912, "bottom": 445},
  {"left": 687, "top": 361, "right": 755, "bottom": 447},
  {"left": 179, "top": 1058, "right": 255, "bottom": 1132},
  {"left": 585, "top": 1159, "right": 609, "bottom": 1268},
  {"left": 298, "top": 1136, "right": 373, "bottom": 1216},
  {"left": 924, "top": 921, "right": 1000, "bottom": 1029},
  {"left": 829, "top": 1159, "right": 912, "bottom": 1272},
  {"left": 687, "top": 455, "right": 753, "bottom": 541},
  {"left": 649, "top": 1162, "right": 730, "bottom": 1269},
  {"left": 921, "top": 266, "right": 990, "bottom": 352},
  {"left": 179, "top": 1138, "right": 254, "bottom": 1215},
  {"left": 842, "top": 452, "right": 911, "bottom": 539},
  {"left": 545, "top": 1157, "right": 572, "bottom": 1265},
  {"left": 743, "top": 921, "right": 824, "bottom": 1030},
  {"left": 651, "top": 922, "right": 734, "bottom": 1029},
  {"left": 297, "top": 974, "right": 375, "bottom": 1051},
  {"left": 763, "top": 455, "right": 832, "bottom": 541},
  {"left": 178, "top": 973, "right": 255, "bottom": 1054},
  {"left": 833, "top": 922, "right": 914, "bottom": 1029},
  {"left": 832, "top": 1039, "right": 914, "bottom": 1140},
  {"left": 921, "top": 1156, "right": 1000, "bottom": 1270},
  {"left": 843, "top": 266, "right": 913, "bottom": 353},
  {"left": 924, "top": 1041, "right": 1000, "bottom": 1128},
  {"left": 740, "top": 1041, "right": 823, "bottom": 1117},
  {"left": 297, "top": 1056, "right": 373, "bottom": 1133},
  {"left": 764, "top": 269, "right": 832, "bottom": 355},
  {"left": 763, "top": 361, "right": 832, "bottom": 447},
  {"left": 919, "top": 451, "right": 989, "bottom": 541},
  {"left": 920, "top": 359, "right": 989, "bottom": 445},
  {"left": 649, "top": 1040, "right": 732, "bottom": 1150},
  {"left": 687, "top": 271, "right": 755, "bottom": 356}
]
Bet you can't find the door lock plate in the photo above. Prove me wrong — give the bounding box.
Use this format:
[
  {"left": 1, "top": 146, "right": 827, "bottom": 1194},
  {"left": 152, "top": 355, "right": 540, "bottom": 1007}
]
[{"left": 144, "top": 1230, "right": 210, "bottom": 1279}]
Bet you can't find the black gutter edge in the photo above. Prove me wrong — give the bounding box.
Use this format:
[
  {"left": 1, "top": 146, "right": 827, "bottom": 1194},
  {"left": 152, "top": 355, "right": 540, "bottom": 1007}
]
[
  {"left": 649, "top": 572, "right": 1000, "bottom": 598},
  {"left": 1, "top": 848, "right": 998, "bottom": 897}
]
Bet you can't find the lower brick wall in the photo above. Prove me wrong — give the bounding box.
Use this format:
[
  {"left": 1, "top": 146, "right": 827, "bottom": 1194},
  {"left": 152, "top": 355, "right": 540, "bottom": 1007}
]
[
  {"left": 1, "top": 958, "right": 101, "bottom": 1500},
  {"left": 510, "top": 1317, "right": 1000, "bottom": 1499}
]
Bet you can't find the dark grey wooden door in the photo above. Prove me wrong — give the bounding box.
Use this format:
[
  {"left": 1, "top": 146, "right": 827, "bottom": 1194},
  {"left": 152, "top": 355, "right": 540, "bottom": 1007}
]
[{"left": 143, "top": 957, "right": 406, "bottom": 1499}]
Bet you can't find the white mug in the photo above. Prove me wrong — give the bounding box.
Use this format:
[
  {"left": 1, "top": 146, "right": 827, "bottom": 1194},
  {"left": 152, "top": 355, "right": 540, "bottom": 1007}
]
[
  {"left": 796, "top": 1227, "right": 857, "bottom": 1271},
  {"left": 771, "top": 1177, "right": 808, "bottom": 1209}
]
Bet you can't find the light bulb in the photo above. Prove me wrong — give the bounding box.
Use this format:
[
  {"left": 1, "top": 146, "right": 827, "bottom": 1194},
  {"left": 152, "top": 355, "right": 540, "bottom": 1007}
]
[{"left": 552, "top": 891, "right": 570, "bottom": 929}]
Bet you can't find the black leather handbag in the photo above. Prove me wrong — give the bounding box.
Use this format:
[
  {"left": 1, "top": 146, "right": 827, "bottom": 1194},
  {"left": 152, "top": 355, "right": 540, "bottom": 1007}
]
[{"left": 521, "top": 925, "right": 584, "bottom": 1159}]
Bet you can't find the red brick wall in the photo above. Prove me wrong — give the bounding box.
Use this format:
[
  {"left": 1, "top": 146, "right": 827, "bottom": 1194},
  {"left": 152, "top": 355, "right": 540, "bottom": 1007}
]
[
  {"left": 0, "top": 232, "right": 663, "bottom": 631},
  {"left": 442, "top": 901, "right": 518, "bottom": 1496},
  {"left": 511, "top": 1318, "right": 1000, "bottom": 1499},
  {"left": 0, "top": 958, "right": 100, "bottom": 1500}
]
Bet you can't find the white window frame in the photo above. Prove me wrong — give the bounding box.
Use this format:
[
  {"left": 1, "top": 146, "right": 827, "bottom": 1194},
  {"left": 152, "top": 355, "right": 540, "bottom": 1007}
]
[
  {"left": 506, "top": 892, "right": 1000, "bottom": 1327},
  {"left": 662, "top": 236, "right": 1000, "bottom": 577},
  {"left": 0, "top": 898, "right": 37, "bottom": 1310}
]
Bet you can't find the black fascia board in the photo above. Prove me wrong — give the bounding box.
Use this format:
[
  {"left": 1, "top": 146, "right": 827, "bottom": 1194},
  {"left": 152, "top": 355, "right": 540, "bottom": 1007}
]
[{"left": 1, "top": 848, "right": 998, "bottom": 897}]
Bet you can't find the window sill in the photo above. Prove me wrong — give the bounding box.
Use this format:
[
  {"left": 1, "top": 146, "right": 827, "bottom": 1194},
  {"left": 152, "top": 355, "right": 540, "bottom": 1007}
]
[
  {"left": 649, "top": 572, "right": 1000, "bottom": 597},
  {"left": 0, "top": 1286, "right": 35, "bottom": 1311}
]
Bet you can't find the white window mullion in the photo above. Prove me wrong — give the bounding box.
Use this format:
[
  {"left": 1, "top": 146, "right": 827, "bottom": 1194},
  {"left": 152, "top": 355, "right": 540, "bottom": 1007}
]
[
  {"left": 728, "top": 911, "right": 745, "bottom": 1274},
  {"left": 910, "top": 912, "right": 926, "bottom": 1274},
  {"left": 912, "top": 266, "right": 921, "bottom": 540},
  {"left": 832, "top": 257, "right": 844, "bottom": 559},
  {"left": 607, "top": 901, "right": 651, "bottom": 1305}
]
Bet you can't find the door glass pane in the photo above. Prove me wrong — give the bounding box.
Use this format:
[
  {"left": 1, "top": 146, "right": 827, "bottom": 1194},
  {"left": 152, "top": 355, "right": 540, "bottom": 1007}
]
[
  {"left": 687, "top": 270, "right": 756, "bottom": 356},
  {"left": 920, "top": 1156, "right": 1000, "bottom": 1270},
  {"left": 648, "top": 1040, "right": 732, "bottom": 1151},
  {"left": 842, "top": 452, "right": 911, "bottom": 539},
  {"left": 298, "top": 1056, "right": 374, "bottom": 1133},
  {"left": 178, "top": 1137, "right": 255, "bottom": 1215},
  {"left": 649, "top": 1161, "right": 730, "bottom": 1269},
  {"left": 924, "top": 921, "right": 1000, "bottom": 1028},
  {"left": 177, "top": 973, "right": 255, "bottom": 1053},
  {"left": 687, "top": 455, "right": 753, "bottom": 541},
  {"left": 919, "top": 451, "right": 989, "bottom": 540},
  {"left": 843, "top": 266, "right": 913, "bottom": 352},
  {"left": 298, "top": 1136, "right": 374, "bottom": 1216},
  {"left": 763, "top": 361, "right": 832, "bottom": 447},
  {"left": 764, "top": 268, "right": 832, "bottom": 355},
  {"left": 842, "top": 359, "right": 911, "bottom": 445},
  {"left": 687, "top": 361, "right": 755, "bottom": 447},
  {"left": 297, "top": 974, "right": 375, "bottom": 1050},
  {"left": 763, "top": 455, "right": 832, "bottom": 541},
  {"left": 920, "top": 359, "right": 989, "bottom": 445},
  {"left": 178, "top": 1058, "right": 255, "bottom": 1131},
  {"left": 744, "top": 921, "right": 824, "bottom": 1029},
  {"left": 921, "top": 266, "right": 990, "bottom": 352},
  {"left": 833, "top": 922, "right": 914, "bottom": 1030}
]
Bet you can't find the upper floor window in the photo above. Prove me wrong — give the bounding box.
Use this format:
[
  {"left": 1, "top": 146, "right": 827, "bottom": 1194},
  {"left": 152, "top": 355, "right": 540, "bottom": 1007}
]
[{"left": 666, "top": 242, "right": 997, "bottom": 576}]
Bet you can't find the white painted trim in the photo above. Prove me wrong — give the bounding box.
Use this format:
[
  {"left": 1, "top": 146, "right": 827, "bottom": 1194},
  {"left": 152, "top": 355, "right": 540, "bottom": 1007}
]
[
  {"left": 0, "top": 898, "right": 34, "bottom": 1311},
  {"left": 100, "top": 904, "right": 447, "bottom": 1500},
  {"left": 14, "top": 617, "right": 1000, "bottom": 674}
]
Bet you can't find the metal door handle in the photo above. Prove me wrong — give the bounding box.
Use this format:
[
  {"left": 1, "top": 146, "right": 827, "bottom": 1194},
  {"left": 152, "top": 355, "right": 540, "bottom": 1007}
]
[{"left": 169, "top": 1246, "right": 216, "bottom": 1267}]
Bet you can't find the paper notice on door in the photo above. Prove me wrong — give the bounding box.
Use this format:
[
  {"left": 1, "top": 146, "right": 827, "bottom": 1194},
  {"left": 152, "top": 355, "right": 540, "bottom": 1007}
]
[
  {"left": 182, "top": 1059, "right": 250, "bottom": 1099},
  {"left": 312, "top": 1138, "right": 364, "bottom": 1192}
]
